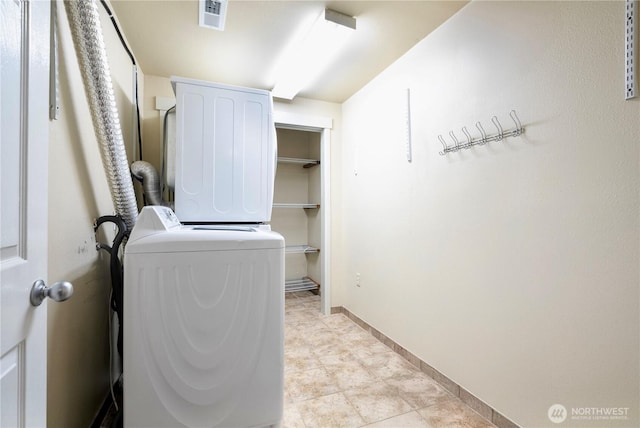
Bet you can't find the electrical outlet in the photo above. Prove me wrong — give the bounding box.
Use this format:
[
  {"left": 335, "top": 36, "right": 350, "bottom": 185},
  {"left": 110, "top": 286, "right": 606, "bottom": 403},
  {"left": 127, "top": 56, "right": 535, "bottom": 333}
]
[{"left": 356, "top": 273, "right": 361, "bottom": 287}]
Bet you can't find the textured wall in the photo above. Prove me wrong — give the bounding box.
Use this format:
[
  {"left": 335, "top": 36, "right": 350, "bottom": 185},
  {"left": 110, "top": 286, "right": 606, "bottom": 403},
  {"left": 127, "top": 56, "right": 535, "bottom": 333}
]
[
  {"left": 47, "top": 1, "right": 140, "bottom": 426},
  {"left": 339, "top": 1, "right": 639, "bottom": 426}
]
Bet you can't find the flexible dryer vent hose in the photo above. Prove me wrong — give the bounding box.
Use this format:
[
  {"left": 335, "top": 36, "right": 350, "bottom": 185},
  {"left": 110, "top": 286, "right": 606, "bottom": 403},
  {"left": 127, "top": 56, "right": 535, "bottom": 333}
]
[
  {"left": 64, "top": 0, "right": 138, "bottom": 230},
  {"left": 131, "top": 161, "right": 171, "bottom": 208}
]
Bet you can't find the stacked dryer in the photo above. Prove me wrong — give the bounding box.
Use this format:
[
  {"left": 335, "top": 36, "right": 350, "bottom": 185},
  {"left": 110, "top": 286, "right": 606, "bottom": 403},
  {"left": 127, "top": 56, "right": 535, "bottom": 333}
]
[{"left": 124, "top": 77, "right": 284, "bottom": 428}]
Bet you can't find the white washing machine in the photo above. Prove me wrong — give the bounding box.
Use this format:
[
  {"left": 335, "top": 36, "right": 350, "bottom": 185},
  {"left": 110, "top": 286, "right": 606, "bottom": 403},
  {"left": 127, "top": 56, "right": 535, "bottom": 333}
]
[{"left": 123, "top": 206, "right": 284, "bottom": 427}]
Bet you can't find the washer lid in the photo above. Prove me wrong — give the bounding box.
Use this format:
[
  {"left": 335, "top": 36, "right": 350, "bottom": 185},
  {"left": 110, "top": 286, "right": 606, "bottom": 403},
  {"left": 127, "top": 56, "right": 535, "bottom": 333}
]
[
  {"left": 125, "top": 228, "right": 284, "bottom": 254},
  {"left": 126, "top": 206, "right": 284, "bottom": 254}
]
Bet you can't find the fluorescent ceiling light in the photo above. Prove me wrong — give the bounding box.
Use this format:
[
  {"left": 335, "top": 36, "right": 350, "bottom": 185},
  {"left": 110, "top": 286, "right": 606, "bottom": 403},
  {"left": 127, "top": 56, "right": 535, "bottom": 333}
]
[{"left": 271, "top": 9, "right": 356, "bottom": 100}]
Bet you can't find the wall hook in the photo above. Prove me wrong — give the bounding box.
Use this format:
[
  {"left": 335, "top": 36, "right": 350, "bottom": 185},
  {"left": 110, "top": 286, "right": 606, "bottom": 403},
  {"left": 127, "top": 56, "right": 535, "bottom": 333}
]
[
  {"left": 449, "top": 130, "right": 461, "bottom": 151},
  {"left": 475, "top": 121, "right": 488, "bottom": 145},
  {"left": 491, "top": 116, "right": 504, "bottom": 141},
  {"left": 509, "top": 110, "right": 523, "bottom": 135},
  {"left": 462, "top": 126, "right": 473, "bottom": 146},
  {"left": 436, "top": 110, "right": 526, "bottom": 156},
  {"left": 438, "top": 135, "right": 448, "bottom": 155}
]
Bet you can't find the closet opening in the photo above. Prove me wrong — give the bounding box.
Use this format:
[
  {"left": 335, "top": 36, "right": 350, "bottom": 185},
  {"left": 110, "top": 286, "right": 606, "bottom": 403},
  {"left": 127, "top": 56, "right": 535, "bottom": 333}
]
[{"left": 273, "top": 113, "right": 331, "bottom": 315}]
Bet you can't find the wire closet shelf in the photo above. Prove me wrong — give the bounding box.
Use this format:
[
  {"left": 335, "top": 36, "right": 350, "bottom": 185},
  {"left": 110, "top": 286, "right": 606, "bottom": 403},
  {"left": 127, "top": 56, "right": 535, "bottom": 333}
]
[{"left": 438, "top": 110, "right": 525, "bottom": 155}]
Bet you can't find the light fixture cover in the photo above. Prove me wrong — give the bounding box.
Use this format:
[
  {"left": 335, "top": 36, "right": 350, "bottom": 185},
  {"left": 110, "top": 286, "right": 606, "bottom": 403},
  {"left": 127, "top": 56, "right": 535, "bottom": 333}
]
[
  {"left": 324, "top": 9, "right": 356, "bottom": 30},
  {"left": 271, "top": 9, "right": 356, "bottom": 100}
]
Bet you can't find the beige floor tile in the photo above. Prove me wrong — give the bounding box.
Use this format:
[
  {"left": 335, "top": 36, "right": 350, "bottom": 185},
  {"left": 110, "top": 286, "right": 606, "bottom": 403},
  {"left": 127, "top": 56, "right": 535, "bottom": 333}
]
[
  {"left": 285, "top": 346, "right": 321, "bottom": 373},
  {"left": 417, "top": 398, "right": 496, "bottom": 428},
  {"left": 282, "top": 402, "right": 306, "bottom": 428},
  {"left": 321, "top": 313, "right": 363, "bottom": 331},
  {"left": 305, "top": 327, "right": 339, "bottom": 346},
  {"left": 385, "top": 373, "right": 453, "bottom": 409},
  {"left": 285, "top": 366, "right": 341, "bottom": 402},
  {"left": 297, "top": 392, "right": 365, "bottom": 428},
  {"left": 285, "top": 297, "right": 306, "bottom": 308},
  {"left": 344, "top": 330, "right": 390, "bottom": 350},
  {"left": 323, "top": 357, "right": 378, "bottom": 391},
  {"left": 283, "top": 295, "right": 496, "bottom": 428},
  {"left": 359, "top": 351, "right": 420, "bottom": 380},
  {"left": 287, "top": 318, "right": 327, "bottom": 333},
  {"left": 311, "top": 338, "right": 354, "bottom": 359},
  {"left": 285, "top": 292, "right": 301, "bottom": 300},
  {"left": 301, "top": 300, "right": 322, "bottom": 309},
  {"left": 362, "top": 411, "right": 431, "bottom": 427},
  {"left": 343, "top": 381, "right": 413, "bottom": 424},
  {"left": 285, "top": 334, "right": 311, "bottom": 350},
  {"left": 318, "top": 352, "right": 359, "bottom": 366},
  {"left": 297, "top": 292, "right": 320, "bottom": 302},
  {"left": 350, "top": 341, "right": 393, "bottom": 359},
  {"left": 342, "top": 327, "right": 375, "bottom": 341},
  {"left": 319, "top": 313, "right": 350, "bottom": 325},
  {"left": 285, "top": 307, "right": 322, "bottom": 324}
]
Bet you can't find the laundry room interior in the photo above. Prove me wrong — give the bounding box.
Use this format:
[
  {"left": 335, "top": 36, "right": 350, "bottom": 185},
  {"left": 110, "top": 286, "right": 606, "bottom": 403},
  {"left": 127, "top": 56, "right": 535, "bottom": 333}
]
[{"left": 34, "top": 0, "right": 639, "bottom": 427}]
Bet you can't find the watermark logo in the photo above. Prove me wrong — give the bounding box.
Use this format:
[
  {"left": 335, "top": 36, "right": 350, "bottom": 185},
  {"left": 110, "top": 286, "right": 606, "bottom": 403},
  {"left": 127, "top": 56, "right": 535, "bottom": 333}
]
[
  {"left": 548, "top": 404, "right": 568, "bottom": 424},
  {"left": 548, "top": 404, "right": 630, "bottom": 424}
]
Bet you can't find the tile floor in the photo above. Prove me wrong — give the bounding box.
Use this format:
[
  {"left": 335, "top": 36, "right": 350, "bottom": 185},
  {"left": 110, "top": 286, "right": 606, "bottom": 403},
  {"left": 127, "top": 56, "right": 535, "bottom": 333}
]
[
  {"left": 100, "top": 291, "right": 498, "bottom": 428},
  {"left": 284, "top": 291, "right": 497, "bottom": 428}
]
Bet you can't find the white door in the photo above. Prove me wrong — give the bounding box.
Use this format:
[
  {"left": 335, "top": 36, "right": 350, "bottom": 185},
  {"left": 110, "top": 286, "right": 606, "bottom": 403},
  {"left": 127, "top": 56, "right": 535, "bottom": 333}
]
[{"left": 1, "top": 0, "right": 51, "bottom": 426}]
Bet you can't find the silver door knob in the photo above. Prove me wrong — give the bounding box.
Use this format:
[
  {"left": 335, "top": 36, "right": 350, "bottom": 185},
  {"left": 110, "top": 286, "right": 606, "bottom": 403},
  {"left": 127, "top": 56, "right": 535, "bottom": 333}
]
[{"left": 30, "top": 279, "right": 74, "bottom": 307}]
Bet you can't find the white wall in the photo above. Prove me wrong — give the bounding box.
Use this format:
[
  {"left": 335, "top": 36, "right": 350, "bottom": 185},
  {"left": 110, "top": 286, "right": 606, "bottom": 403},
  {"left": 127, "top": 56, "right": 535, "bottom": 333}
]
[
  {"left": 339, "top": 1, "right": 639, "bottom": 427},
  {"left": 142, "top": 74, "right": 176, "bottom": 175},
  {"left": 48, "top": 1, "right": 140, "bottom": 426}
]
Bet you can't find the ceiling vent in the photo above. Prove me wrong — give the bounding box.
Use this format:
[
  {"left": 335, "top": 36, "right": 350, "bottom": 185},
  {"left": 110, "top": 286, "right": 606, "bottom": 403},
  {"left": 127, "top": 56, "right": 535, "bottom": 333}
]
[{"left": 199, "top": 0, "right": 227, "bottom": 31}]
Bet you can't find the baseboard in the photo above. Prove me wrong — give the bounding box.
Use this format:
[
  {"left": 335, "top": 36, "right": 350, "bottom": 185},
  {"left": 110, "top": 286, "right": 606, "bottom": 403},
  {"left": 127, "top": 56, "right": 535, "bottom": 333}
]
[{"left": 331, "top": 305, "right": 520, "bottom": 428}]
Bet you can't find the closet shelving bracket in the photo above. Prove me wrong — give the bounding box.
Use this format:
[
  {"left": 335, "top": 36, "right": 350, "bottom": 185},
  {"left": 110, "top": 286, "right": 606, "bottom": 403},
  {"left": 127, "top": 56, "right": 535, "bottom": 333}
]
[
  {"left": 277, "top": 157, "right": 320, "bottom": 168},
  {"left": 437, "top": 110, "right": 525, "bottom": 155},
  {"left": 273, "top": 203, "right": 320, "bottom": 209},
  {"left": 286, "top": 245, "right": 320, "bottom": 254},
  {"left": 285, "top": 276, "right": 319, "bottom": 293}
]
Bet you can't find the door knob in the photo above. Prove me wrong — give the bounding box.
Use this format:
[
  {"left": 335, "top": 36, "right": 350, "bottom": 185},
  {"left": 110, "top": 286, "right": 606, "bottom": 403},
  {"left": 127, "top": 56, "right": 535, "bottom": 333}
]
[{"left": 30, "top": 279, "right": 74, "bottom": 307}]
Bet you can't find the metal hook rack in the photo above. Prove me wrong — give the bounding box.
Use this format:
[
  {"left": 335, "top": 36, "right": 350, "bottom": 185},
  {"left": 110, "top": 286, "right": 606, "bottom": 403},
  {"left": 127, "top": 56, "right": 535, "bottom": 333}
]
[{"left": 438, "top": 110, "right": 524, "bottom": 155}]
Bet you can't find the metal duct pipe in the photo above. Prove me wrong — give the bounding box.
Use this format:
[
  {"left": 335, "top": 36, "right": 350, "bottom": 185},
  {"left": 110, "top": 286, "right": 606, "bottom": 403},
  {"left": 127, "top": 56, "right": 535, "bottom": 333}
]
[
  {"left": 64, "top": 0, "right": 138, "bottom": 230},
  {"left": 131, "top": 161, "right": 170, "bottom": 207}
]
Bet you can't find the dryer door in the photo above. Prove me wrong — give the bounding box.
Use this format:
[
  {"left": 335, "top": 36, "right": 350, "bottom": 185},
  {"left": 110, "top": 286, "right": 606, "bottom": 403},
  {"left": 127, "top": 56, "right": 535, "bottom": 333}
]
[{"left": 173, "top": 78, "right": 276, "bottom": 223}]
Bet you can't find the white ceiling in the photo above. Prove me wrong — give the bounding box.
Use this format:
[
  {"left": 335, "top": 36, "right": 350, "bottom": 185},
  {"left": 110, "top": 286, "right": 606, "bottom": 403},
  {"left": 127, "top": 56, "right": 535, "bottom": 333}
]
[{"left": 110, "top": 1, "right": 467, "bottom": 103}]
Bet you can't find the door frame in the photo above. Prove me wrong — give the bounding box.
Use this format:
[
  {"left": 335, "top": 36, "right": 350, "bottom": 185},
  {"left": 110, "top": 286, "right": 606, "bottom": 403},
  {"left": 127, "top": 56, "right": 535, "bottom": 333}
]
[{"left": 273, "top": 111, "right": 332, "bottom": 315}]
